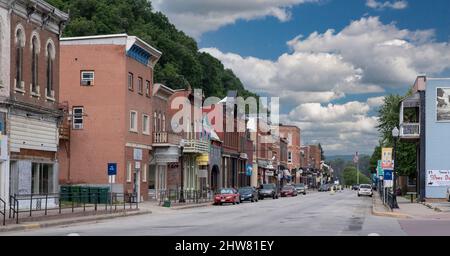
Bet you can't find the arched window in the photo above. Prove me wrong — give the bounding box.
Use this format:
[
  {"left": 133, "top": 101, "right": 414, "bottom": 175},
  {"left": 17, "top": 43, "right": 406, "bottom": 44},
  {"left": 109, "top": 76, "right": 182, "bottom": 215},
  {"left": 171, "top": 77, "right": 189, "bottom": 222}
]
[
  {"left": 153, "top": 112, "right": 157, "bottom": 132},
  {"left": 31, "top": 36, "right": 40, "bottom": 93},
  {"left": 158, "top": 113, "right": 162, "bottom": 132},
  {"left": 45, "top": 40, "right": 55, "bottom": 98},
  {"left": 15, "top": 26, "right": 25, "bottom": 89}
]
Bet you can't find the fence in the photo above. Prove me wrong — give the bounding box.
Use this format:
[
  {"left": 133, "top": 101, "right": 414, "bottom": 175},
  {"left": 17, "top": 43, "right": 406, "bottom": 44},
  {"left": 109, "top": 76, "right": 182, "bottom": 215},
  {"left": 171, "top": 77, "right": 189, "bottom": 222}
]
[
  {"left": 158, "top": 189, "right": 214, "bottom": 206},
  {"left": 378, "top": 182, "right": 399, "bottom": 210},
  {"left": 5, "top": 191, "right": 138, "bottom": 225},
  {"left": 0, "top": 197, "right": 6, "bottom": 226}
]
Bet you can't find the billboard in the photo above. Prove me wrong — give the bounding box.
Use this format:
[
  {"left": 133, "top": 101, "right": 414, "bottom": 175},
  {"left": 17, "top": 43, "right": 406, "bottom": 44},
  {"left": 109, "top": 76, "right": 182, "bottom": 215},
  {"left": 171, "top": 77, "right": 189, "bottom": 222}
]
[
  {"left": 426, "top": 170, "right": 450, "bottom": 187},
  {"left": 437, "top": 88, "right": 450, "bottom": 122},
  {"left": 381, "top": 148, "right": 394, "bottom": 170}
]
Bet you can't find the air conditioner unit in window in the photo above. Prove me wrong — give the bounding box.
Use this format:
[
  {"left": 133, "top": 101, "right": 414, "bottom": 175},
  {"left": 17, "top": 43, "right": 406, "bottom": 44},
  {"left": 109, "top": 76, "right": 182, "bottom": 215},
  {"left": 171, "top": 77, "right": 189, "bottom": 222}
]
[
  {"left": 73, "top": 123, "right": 83, "bottom": 129},
  {"left": 81, "top": 80, "right": 92, "bottom": 86}
]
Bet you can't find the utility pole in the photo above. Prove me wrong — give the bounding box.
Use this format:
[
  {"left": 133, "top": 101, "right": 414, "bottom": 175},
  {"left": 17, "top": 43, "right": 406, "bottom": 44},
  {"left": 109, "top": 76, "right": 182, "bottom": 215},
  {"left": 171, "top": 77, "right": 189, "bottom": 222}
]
[{"left": 354, "top": 152, "right": 360, "bottom": 185}]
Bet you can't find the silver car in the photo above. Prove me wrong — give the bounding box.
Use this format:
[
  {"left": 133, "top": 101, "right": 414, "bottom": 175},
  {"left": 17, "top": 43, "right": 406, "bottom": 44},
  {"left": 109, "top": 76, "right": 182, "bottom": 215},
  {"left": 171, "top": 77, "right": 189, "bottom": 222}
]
[
  {"left": 447, "top": 187, "right": 450, "bottom": 202},
  {"left": 358, "top": 184, "right": 373, "bottom": 197}
]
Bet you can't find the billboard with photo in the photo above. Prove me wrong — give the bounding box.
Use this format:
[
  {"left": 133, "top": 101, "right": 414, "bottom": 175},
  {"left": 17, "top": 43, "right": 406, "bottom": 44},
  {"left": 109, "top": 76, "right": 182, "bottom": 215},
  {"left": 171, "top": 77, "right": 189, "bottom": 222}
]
[{"left": 437, "top": 88, "right": 450, "bottom": 122}]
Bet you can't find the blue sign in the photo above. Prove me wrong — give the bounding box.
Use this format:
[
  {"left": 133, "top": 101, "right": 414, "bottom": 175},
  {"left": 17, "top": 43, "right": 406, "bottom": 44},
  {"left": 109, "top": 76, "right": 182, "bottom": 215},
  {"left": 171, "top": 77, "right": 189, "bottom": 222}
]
[
  {"left": 246, "top": 164, "right": 253, "bottom": 176},
  {"left": 384, "top": 170, "right": 393, "bottom": 181},
  {"left": 108, "top": 163, "right": 117, "bottom": 176}
]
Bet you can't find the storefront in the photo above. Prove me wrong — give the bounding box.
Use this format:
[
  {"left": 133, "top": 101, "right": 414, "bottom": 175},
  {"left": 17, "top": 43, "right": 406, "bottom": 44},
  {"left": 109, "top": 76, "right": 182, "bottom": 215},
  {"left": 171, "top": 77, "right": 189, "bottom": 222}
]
[{"left": 150, "top": 145, "right": 180, "bottom": 199}]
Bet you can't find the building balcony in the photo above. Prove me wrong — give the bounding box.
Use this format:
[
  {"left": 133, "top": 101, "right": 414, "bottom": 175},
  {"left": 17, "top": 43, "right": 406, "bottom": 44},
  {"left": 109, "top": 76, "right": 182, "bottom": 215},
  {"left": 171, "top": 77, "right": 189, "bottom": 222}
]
[
  {"left": 399, "top": 93, "right": 421, "bottom": 141},
  {"left": 182, "top": 139, "right": 209, "bottom": 154},
  {"left": 153, "top": 132, "right": 182, "bottom": 146}
]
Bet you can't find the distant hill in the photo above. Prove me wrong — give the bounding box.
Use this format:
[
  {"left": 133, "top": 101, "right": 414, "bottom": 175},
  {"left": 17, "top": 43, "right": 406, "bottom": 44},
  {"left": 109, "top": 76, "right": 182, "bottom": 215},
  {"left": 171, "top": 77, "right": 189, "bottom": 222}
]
[{"left": 326, "top": 155, "right": 354, "bottom": 162}]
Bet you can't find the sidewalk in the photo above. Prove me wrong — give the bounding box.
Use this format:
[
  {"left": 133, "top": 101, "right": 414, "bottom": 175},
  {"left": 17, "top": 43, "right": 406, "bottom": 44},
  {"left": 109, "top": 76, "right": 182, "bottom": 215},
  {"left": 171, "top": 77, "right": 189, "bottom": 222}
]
[{"left": 372, "top": 195, "right": 450, "bottom": 220}]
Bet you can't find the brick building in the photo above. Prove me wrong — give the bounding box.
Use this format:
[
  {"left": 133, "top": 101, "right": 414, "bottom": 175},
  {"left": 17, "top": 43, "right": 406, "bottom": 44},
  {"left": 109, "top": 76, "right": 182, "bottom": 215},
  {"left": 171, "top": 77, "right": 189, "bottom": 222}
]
[
  {"left": 0, "top": 0, "right": 68, "bottom": 204},
  {"left": 280, "top": 125, "right": 301, "bottom": 183},
  {"left": 58, "top": 34, "right": 161, "bottom": 202}
]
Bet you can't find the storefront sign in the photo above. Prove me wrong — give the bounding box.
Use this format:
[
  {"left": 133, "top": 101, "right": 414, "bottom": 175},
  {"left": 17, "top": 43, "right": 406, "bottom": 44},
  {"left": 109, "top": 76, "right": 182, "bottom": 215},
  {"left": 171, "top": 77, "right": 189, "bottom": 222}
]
[
  {"left": 381, "top": 148, "right": 394, "bottom": 170},
  {"left": 134, "top": 148, "right": 143, "bottom": 161},
  {"left": 426, "top": 170, "right": 450, "bottom": 187},
  {"left": 266, "top": 171, "right": 274, "bottom": 177},
  {"left": 196, "top": 154, "right": 209, "bottom": 166}
]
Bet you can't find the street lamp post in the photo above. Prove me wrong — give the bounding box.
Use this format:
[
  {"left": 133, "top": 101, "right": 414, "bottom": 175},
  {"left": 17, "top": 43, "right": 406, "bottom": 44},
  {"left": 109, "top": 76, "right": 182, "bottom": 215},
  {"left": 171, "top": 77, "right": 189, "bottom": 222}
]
[
  {"left": 392, "top": 127, "right": 400, "bottom": 209},
  {"left": 179, "top": 140, "right": 186, "bottom": 203}
]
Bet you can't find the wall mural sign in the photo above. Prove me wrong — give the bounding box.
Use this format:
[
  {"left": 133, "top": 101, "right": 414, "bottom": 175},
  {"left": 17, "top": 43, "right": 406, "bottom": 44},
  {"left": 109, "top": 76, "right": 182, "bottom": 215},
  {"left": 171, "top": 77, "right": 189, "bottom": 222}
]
[
  {"left": 437, "top": 88, "right": 450, "bottom": 122},
  {"left": 426, "top": 170, "right": 450, "bottom": 187}
]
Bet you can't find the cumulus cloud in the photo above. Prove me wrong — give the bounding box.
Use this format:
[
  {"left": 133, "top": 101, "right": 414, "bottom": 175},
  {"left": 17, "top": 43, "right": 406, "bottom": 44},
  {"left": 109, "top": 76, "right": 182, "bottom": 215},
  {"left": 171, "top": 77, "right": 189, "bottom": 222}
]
[
  {"left": 367, "top": 96, "right": 386, "bottom": 108},
  {"left": 366, "top": 0, "right": 408, "bottom": 10},
  {"left": 152, "top": 0, "right": 318, "bottom": 38}
]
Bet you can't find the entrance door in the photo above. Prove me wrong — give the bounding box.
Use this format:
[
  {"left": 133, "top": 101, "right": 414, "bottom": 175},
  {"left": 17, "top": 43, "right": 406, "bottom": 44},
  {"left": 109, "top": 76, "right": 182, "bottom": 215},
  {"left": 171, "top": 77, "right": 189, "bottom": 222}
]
[
  {"left": 211, "top": 165, "right": 220, "bottom": 192},
  {"left": 156, "top": 165, "right": 167, "bottom": 197}
]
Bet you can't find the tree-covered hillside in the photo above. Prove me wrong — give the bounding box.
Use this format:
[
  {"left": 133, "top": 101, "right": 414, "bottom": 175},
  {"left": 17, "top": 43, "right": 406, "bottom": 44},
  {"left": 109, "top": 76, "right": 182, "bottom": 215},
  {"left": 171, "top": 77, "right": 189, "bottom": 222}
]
[{"left": 48, "top": 0, "right": 257, "bottom": 99}]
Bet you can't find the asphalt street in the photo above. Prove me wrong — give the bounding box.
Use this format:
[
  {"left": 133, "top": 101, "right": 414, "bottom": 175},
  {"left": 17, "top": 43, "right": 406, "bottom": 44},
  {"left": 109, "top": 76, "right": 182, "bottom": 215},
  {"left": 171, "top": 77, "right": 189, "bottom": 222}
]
[{"left": 3, "top": 190, "right": 409, "bottom": 236}]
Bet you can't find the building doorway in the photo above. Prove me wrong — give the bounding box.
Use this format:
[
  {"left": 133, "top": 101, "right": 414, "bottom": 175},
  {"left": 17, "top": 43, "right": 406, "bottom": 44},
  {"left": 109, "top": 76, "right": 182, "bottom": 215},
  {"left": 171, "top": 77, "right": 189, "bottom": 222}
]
[{"left": 211, "top": 165, "right": 220, "bottom": 192}]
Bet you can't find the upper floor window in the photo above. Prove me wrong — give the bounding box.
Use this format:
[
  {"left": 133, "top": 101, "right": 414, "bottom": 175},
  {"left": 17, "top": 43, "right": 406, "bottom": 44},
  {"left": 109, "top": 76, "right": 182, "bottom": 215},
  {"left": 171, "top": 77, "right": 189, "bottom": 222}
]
[
  {"left": 31, "top": 35, "right": 40, "bottom": 94},
  {"left": 46, "top": 40, "right": 56, "bottom": 99},
  {"left": 138, "top": 77, "right": 143, "bottom": 94},
  {"left": 145, "top": 80, "right": 150, "bottom": 97},
  {"left": 162, "top": 114, "right": 166, "bottom": 132},
  {"left": 130, "top": 111, "right": 138, "bottom": 132},
  {"left": 288, "top": 152, "right": 292, "bottom": 163},
  {"left": 81, "top": 71, "right": 95, "bottom": 86},
  {"left": 153, "top": 112, "right": 157, "bottom": 132},
  {"left": 128, "top": 73, "right": 134, "bottom": 91},
  {"left": 73, "top": 107, "right": 84, "bottom": 130},
  {"left": 143, "top": 114, "right": 150, "bottom": 135},
  {"left": 15, "top": 26, "right": 25, "bottom": 90}
]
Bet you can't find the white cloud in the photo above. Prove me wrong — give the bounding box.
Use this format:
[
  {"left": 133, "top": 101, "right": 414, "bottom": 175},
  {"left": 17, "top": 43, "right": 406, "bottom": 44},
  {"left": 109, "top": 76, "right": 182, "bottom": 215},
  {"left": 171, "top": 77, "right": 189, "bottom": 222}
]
[
  {"left": 367, "top": 96, "right": 385, "bottom": 108},
  {"left": 152, "top": 0, "right": 318, "bottom": 38},
  {"left": 366, "top": 0, "right": 408, "bottom": 10}
]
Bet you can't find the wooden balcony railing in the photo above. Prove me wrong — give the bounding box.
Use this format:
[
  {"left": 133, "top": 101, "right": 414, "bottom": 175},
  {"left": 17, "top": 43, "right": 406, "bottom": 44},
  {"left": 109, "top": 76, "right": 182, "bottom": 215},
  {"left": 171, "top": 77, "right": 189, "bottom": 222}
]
[{"left": 153, "top": 132, "right": 182, "bottom": 146}]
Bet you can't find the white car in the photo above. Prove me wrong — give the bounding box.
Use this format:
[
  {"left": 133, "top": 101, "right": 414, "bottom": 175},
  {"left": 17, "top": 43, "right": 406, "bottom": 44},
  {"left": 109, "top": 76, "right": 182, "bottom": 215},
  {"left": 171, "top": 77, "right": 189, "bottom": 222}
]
[{"left": 358, "top": 184, "right": 373, "bottom": 197}]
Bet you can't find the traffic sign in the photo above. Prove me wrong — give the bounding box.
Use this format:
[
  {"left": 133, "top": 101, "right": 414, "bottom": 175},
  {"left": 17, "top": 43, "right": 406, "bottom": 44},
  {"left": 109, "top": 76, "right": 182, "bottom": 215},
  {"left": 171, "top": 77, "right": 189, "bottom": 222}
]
[{"left": 108, "top": 163, "right": 117, "bottom": 176}]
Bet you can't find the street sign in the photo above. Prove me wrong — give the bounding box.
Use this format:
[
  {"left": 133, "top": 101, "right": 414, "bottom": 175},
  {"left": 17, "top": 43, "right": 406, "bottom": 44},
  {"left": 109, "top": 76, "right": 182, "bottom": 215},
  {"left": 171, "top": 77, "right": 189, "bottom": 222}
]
[
  {"left": 377, "top": 160, "right": 384, "bottom": 176},
  {"left": 383, "top": 170, "right": 393, "bottom": 188},
  {"left": 108, "top": 163, "right": 117, "bottom": 176},
  {"left": 133, "top": 148, "right": 143, "bottom": 161},
  {"left": 353, "top": 152, "right": 359, "bottom": 164},
  {"left": 246, "top": 164, "right": 253, "bottom": 176}
]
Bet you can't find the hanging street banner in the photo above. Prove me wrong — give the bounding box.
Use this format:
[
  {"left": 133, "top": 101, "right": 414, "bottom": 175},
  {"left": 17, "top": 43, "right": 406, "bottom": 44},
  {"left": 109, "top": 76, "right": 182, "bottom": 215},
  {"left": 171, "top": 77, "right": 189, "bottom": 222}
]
[
  {"left": 381, "top": 148, "right": 394, "bottom": 170},
  {"left": 426, "top": 170, "right": 450, "bottom": 187},
  {"left": 384, "top": 170, "right": 393, "bottom": 188}
]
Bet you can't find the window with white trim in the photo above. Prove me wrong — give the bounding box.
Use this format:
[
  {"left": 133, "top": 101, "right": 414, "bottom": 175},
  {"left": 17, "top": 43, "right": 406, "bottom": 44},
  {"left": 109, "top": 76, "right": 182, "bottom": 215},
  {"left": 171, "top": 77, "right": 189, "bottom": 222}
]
[
  {"left": 138, "top": 77, "right": 143, "bottom": 94},
  {"left": 81, "top": 71, "right": 95, "bottom": 86},
  {"left": 288, "top": 151, "right": 292, "bottom": 163},
  {"left": 128, "top": 73, "right": 133, "bottom": 90},
  {"left": 130, "top": 111, "right": 138, "bottom": 132},
  {"left": 143, "top": 114, "right": 150, "bottom": 135},
  {"left": 31, "top": 36, "right": 39, "bottom": 94},
  {"left": 162, "top": 114, "right": 166, "bottom": 132},
  {"left": 72, "top": 107, "right": 84, "bottom": 130},
  {"left": 15, "top": 28, "right": 24, "bottom": 89},
  {"left": 127, "top": 162, "right": 132, "bottom": 183},
  {"left": 153, "top": 112, "right": 157, "bottom": 132}
]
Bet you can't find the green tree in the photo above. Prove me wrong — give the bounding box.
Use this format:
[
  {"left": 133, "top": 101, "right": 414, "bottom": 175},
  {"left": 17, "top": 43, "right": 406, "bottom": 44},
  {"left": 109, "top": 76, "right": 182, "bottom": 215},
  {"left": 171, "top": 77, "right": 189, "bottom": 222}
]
[
  {"left": 375, "top": 94, "right": 417, "bottom": 177},
  {"left": 342, "top": 166, "right": 371, "bottom": 186}
]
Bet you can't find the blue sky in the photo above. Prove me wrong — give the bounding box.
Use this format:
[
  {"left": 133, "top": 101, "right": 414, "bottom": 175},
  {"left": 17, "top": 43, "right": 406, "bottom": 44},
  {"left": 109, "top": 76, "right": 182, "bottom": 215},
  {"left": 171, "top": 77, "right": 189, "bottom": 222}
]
[{"left": 154, "top": 0, "right": 450, "bottom": 155}]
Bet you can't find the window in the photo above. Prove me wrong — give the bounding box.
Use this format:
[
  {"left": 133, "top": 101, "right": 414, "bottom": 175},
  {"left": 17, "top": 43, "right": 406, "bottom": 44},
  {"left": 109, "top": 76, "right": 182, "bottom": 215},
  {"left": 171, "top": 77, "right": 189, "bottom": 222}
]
[
  {"left": 81, "top": 71, "right": 95, "bottom": 86},
  {"left": 130, "top": 111, "right": 138, "bottom": 132},
  {"left": 158, "top": 113, "right": 162, "bottom": 132},
  {"left": 142, "top": 164, "right": 147, "bottom": 182},
  {"left": 153, "top": 112, "right": 157, "bottom": 132},
  {"left": 138, "top": 77, "right": 143, "bottom": 94},
  {"left": 145, "top": 80, "right": 150, "bottom": 97},
  {"left": 46, "top": 43, "right": 55, "bottom": 98},
  {"left": 128, "top": 73, "right": 134, "bottom": 90},
  {"left": 31, "top": 36, "right": 39, "bottom": 94},
  {"left": 143, "top": 114, "right": 150, "bottom": 135},
  {"left": 15, "top": 28, "right": 24, "bottom": 90},
  {"left": 127, "top": 162, "right": 132, "bottom": 183},
  {"left": 72, "top": 107, "right": 84, "bottom": 129},
  {"left": 32, "top": 163, "right": 53, "bottom": 194},
  {"left": 288, "top": 152, "right": 293, "bottom": 163}
]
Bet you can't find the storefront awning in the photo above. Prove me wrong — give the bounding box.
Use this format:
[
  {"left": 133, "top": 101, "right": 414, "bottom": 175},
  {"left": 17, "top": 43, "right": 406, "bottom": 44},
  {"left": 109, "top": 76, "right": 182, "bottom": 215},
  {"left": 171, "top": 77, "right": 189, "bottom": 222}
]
[{"left": 154, "top": 146, "right": 180, "bottom": 164}]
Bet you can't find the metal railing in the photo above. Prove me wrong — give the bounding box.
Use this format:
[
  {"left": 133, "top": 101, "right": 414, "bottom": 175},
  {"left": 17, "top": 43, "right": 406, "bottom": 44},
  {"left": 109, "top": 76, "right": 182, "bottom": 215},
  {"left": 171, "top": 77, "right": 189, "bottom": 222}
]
[
  {"left": 153, "top": 132, "right": 168, "bottom": 144},
  {"left": 158, "top": 189, "right": 214, "bottom": 205},
  {"left": 0, "top": 197, "right": 6, "bottom": 226},
  {"left": 378, "top": 183, "right": 399, "bottom": 210},
  {"left": 6, "top": 192, "right": 138, "bottom": 225}
]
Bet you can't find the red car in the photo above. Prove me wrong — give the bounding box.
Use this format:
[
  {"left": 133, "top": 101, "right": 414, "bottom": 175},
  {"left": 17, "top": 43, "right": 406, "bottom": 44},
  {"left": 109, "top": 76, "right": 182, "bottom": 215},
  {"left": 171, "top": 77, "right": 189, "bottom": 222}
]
[
  {"left": 214, "top": 188, "right": 241, "bottom": 205},
  {"left": 281, "top": 185, "right": 298, "bottom": 197}
]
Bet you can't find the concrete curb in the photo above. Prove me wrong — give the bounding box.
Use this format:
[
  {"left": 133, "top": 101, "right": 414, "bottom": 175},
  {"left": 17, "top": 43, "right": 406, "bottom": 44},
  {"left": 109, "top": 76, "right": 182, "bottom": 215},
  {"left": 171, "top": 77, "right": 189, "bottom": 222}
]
[
  {"left": 421, "top": 202, "right": 443, "bottom": 212},
  {"left": 371, "top": 198, "right": 412, "bottom": 219},
  {"left": 0, "top": 210, "right": 152, "bottom": 233},
  {"left": 170, "top": 203, "right": 213, "bottom": 211}
]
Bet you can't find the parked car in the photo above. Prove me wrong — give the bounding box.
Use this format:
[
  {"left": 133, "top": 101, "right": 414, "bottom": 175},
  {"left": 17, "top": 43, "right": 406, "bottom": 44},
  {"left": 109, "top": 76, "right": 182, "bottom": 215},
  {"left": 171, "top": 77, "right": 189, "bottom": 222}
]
[
  {"left": 294, "top": 183, "right": 307, "bottom": 195},
  {"left": 357, "top": 184, "right": 373, "bottom": 197},
  {"left": 238, "top": 187, "right": 259, "bottom": 203},
  {"left": 352, "top": 184, "right": 360, "bottom": 191},
  {"left": 258, "top": 184, "right": 279, "bottom": 200},
  {"left": 447, "top": 187, "right": 450, "bottom": 202},
  {"left": 281, "top": 185, "right": 298, "bottom": 197},
  {"left": 214, "top": 188, "right": 241, "bottom": 205}
]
